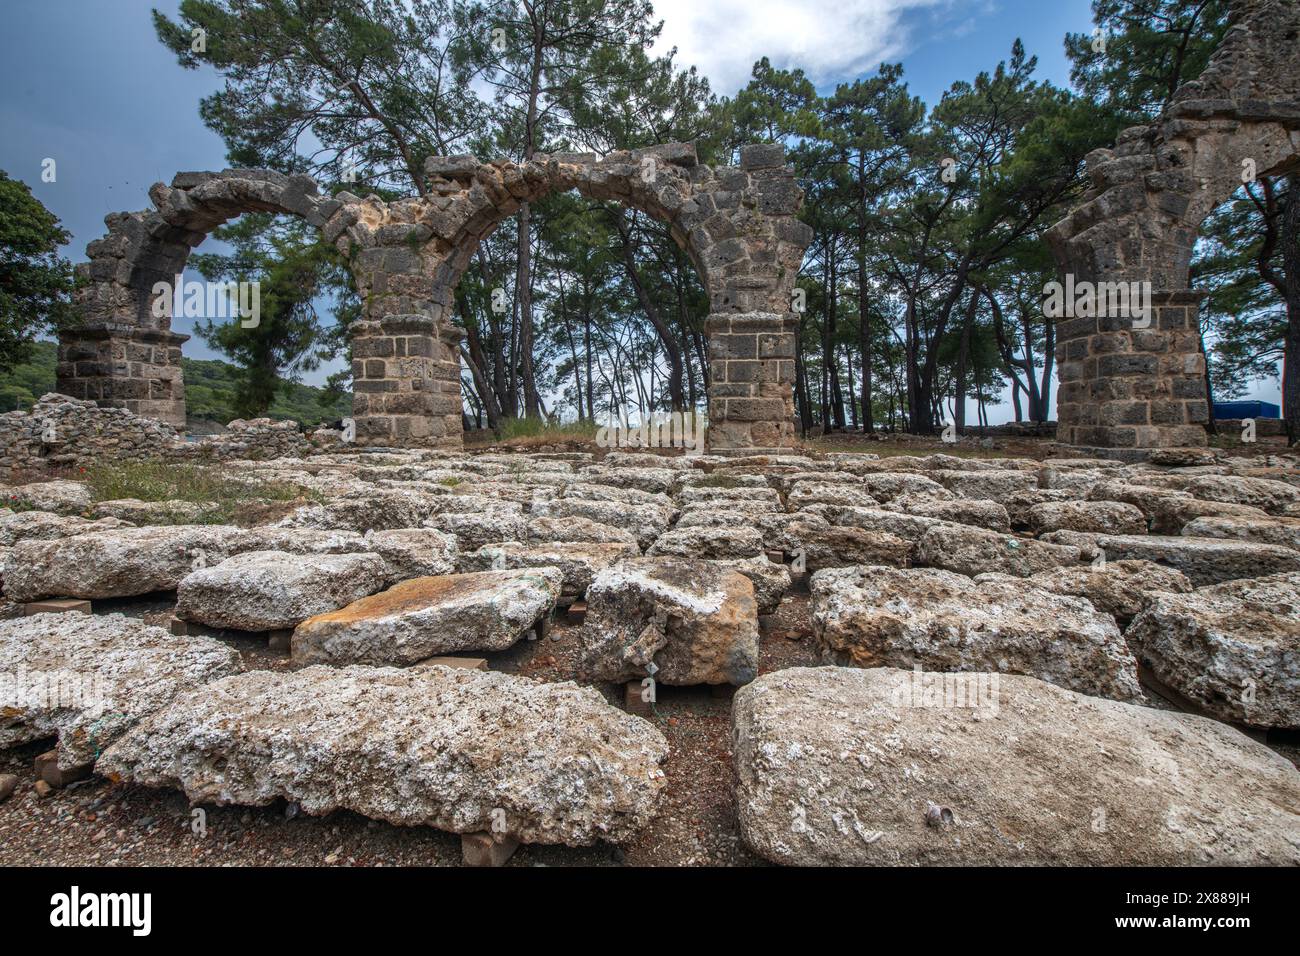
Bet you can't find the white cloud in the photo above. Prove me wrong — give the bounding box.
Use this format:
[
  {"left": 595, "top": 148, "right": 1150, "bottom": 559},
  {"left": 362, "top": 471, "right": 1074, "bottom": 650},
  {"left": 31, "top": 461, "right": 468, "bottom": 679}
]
[{"left": 649, "top": 0, "right": 948, "bottom": 95}]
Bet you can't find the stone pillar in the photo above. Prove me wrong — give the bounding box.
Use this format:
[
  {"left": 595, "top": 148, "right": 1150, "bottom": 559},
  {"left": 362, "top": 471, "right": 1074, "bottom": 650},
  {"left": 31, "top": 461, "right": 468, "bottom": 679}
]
[
  {"left": 56, "top": 324, "right": 188, "bottom": 428},
  {"left": 435, "top": 324, "right": 467, "bottom": 441},
  {"left": 349, "top": 315, "right": 462, "bottom": 448},
  {"left": 697, "top": 143, "right": 808, "bottom": 456},
  {"left": 706, "top": 312, "right": 798, "bottom": 454},
  {"left": 342, "top": 205, "right": 466, "bottom": 450},
  {"left": 1055, "top": 290, "right": 1208, "bottom": 451}
]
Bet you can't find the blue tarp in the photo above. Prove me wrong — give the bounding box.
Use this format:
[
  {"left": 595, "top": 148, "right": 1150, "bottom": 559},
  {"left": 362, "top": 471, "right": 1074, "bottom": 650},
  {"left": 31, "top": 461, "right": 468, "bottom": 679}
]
[{"left": 1213, "top": 400, "right": 1280, "bottom": 419}]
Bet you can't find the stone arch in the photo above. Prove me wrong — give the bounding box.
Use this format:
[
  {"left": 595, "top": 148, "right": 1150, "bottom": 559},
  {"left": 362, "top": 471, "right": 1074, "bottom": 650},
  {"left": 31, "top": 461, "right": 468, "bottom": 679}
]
[
  {"left": 344, "top": 142, "right": 813, "bottom": 452},
  {"left": 63, "top": 169, "right": 351, "bottom": 427},
  {"left": 67, "top": 142, "right": 813, "bottom": 452},
  {"left": 1047, "top": 0, "right": 1300, "bottom": 453}
]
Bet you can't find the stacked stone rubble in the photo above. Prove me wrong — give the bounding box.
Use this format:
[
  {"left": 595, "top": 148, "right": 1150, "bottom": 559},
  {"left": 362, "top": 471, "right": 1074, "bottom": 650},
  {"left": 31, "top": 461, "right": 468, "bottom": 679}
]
[
  {"left": 0, "top": 394, "right": 182, "bottom": 472},
  {"left": 0, "top": 396, "right": 312, "bottom": 473}
]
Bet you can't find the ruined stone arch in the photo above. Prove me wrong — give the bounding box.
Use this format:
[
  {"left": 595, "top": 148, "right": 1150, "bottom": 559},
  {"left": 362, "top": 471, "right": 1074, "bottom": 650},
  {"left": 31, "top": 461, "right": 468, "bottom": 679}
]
[
  {"left": 343, "top": 142, "right": 812, "bottom": 451},
  {"left": 66, "top": 142, "right": 812, "bottom": 452},
  {"left": 1047, "top": 0, "right": 1300, "bottom": 453},
  {"left": 63, "top": 169, "right": 351, "bottom": 427}
]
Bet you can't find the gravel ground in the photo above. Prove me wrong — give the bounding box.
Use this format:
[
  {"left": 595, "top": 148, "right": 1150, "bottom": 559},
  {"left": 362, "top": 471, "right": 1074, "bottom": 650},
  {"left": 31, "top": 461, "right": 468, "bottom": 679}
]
[{"left": 2, "top": 579, "right": 1294, "bottom": 867}]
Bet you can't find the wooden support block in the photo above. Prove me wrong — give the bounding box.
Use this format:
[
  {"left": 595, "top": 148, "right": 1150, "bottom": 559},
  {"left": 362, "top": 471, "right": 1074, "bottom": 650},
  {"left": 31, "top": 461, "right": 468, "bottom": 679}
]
[
  {"left": 533, "top": 614, "right": 551, "bottom": 641},
  {"left": 24, "top": 599, "right": 91, "bottom": 617},
  {"left": 267, "top": 629, "right": 293, "bottom": 653},
  {"left": 462, "top": 831, "right": 520, "bottom": 867},
  {"left": 766, "top": 550, "right": 784, "bottom": 565},
  {"left": 415, "top": 657, "right": 489, "bottom": 671},
  {"left": 34, "top": 750, "right": 93, "bottom": 789},
  {"left": 624, "top": 679, "right": 654, "bottom": 717},
  {"left": 172, "top": 616, "right": 226, "bottom": 638},
  {"left": 567, "top": 600, "right": 587, "bottom": 624}
]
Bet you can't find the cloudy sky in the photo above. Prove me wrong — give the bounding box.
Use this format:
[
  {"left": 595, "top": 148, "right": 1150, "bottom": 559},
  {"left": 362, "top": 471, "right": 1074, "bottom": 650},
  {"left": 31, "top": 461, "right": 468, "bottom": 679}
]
[{"left": 0, "top": 0, "right": 1279, "bottom": 419}]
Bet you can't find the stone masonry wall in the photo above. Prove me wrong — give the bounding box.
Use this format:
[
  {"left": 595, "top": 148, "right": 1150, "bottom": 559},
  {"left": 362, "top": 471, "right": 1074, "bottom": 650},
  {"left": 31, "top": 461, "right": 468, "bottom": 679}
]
[
  {"left": 1055, "top": 291, "right": 1210, "bottom": 449},
  {"left": 706, "top": 312, "right": 799, "bottom": 452},
  {"left": 57, "top": 326, "right": 188, "bottom": 428},
  {"left": 0, "top": 395, "right": 312, "bottom": 475}
]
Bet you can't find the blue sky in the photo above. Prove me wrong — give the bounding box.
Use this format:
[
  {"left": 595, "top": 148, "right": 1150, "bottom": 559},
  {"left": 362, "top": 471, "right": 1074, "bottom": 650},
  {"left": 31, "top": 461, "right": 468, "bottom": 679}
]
[{"left": 0, "top": 0, "right": 1279, "bottom": 417}]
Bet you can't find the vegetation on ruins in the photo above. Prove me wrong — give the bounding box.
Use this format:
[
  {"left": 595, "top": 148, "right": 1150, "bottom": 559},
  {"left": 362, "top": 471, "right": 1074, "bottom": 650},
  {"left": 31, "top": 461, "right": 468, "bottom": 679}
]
[{"left": 80, "top": 459, "right": 322, "bottom": 525}]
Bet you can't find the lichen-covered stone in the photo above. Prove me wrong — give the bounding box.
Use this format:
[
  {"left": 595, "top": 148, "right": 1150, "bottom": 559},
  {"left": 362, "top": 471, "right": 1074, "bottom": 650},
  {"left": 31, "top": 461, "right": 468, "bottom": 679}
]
[
  {"left": 2, "top": 480, "right": 93, "bottom": 513},
  {"left": 811, "top": 565, "right": 1140, "bottom": 701},
  {"left": 461, "top": 542, "right": 636, "bottom": 596},
  {"left": 1026, "top": 500, "right": 1148, "bottom": 535},
  {"left": 358, "top": 528, "right": 458, "bottom": 584},
  {"left": 1181, "top": 514, "right": 1300, "bottom": 551},
  {"left": 787, "top": 481, "right": 874, "bottom": 509},
  {"left": 647, "top": 525, "right": 764, "bottom": 559},
  {"left": 0, "top": 613, "right": 240, "bottom": 769},
  {"left": 915, "top": 524, "right": 1081, "bottom": 577},
  {"left": 429, "top": 509, "right": 529, "bottom": 551},
  {"left": 526, "top": 515, "right": 639, "bottom": 547},
  {"left": 885, "top": 496, "right": 1010, "bottom": 533},
  {"left": 980, "top": 559, "right": 1193, "bottom": 626},
  {"left": 534, "top": 498, "right": 672, "bottom": 550},
  {"left": 0, "top": 511, "right": 130, "bottom": 548},
  {"left": 98, "top": 664, "right": 667, "bottom": 846},
  {"left": 581, "top": 557, "right": 759, "bottom": 686},
  {"left": 711, "top": 555, "right": 791, "bottom": 614},
  {"left": 860, "top": 473, "right": 951, "bottom": 502},
  {"left": 3, "top": 525, "right": 253, "bottom": 601},
  {"left": 1085, "top": 534, "right": 1300, "bottom": 586},
  {"left": 1125, "top": 573, "right": 1300, "bottom": 729},
  {"left": 176, "top": 550, "right": 388, "bottom": 631},
  {"left": 932, "top": 469, "right": 1037, "bottom": 500},
  {"left": 1185, "top": 475, "right": 1300, "bottom": 515},
  {"left": 292, "top": 568, "right": 563, "bottom": 665},
  {"left": 278, "top": 488, "right": 444, "bottom": 531},
  {"left": 733, "top": 666, "right": 1300, "bottom": 865}
]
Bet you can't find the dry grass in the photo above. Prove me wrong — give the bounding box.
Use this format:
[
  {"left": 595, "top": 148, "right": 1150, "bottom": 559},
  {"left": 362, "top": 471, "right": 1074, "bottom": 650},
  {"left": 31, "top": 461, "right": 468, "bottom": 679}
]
[
  {"left": 80, "top": 460, "right": 321, "bottom": 524},
  {"left": 464, "top": 417, "right": 601, "bottom": 450}
]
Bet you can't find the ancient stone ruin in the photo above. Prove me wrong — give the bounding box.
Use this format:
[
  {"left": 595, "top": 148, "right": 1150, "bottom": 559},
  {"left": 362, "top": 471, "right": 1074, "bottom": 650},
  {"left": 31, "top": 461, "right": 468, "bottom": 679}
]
[
  {"left": 4, "top": 440, "right": 1300, "bottom": 865},
  {"left": 5, "top": 0, "right": 1298, "bottom": 874},
  {"left": 1047, "top": 0, "right": 1300, "bottom": 454},
  {"left": 62, "top": 143, "right": 810, "bottom": 454},
  {"left": 51, "top": 0, "right": 1300, "bottom": 460},
  {"left": 0, "top": 393, "right": 315, "bottom": 473}
]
